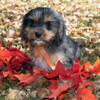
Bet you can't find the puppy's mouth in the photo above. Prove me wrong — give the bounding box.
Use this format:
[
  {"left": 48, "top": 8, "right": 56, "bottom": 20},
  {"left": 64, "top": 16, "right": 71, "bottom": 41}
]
[{"left": 33, "top": 39, "right": 45, "bottom": 46}]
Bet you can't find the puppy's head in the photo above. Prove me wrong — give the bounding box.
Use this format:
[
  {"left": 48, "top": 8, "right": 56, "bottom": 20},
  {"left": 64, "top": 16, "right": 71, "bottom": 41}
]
[{"left": 21, "top": 7, "right": 66, "bottom": 46}]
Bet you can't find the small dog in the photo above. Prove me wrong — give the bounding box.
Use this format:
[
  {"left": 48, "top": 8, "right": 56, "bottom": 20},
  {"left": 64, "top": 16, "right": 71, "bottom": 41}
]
[{"left": 20, "top": 7, "right": 81, "bottom": 70}]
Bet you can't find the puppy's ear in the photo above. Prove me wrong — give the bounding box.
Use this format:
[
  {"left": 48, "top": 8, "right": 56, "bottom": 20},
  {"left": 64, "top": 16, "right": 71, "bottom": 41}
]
[
  {"left": 20, "top": 27, "right": 28, "bottom": 42},
  {"left": 20, "top": 16, "right": 29, "bottom": 42},
  {"left": 55, "top": 16, "right": 66, "bottom": 45}
]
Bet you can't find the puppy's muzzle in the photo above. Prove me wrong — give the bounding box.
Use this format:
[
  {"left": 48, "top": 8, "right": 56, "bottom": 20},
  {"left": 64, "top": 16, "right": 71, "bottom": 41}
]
[{"left": 33, "top": 31, "right": 45, "bottom": 46}]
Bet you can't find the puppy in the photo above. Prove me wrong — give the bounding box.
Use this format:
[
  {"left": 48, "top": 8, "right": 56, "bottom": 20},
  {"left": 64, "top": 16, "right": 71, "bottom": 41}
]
[{"left": 20, "top": 7, "right": 81, "bottom": 70}]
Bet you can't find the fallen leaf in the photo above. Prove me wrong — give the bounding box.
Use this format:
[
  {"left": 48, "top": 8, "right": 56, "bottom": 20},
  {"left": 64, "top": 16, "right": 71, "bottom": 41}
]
[
  {"left": 72, "top": 59, "right": 81, "bottom": 73},
  {"left": 48, "top": 79, "right": 58, "bottom": 91},
  {"left": 45, "top": 83, "right": 72, "bottom": 100},
  {"left": 3, "top": 71, "right": 17, "bottom": 80},
  {"left": 42, "top": 61, "right": 66, "bottom": 79},
  {"left": 33, "top": 67, "right": 42, "bottom": 75},
  {"left": 14, "top": 73, "right": 38, "bottom": 85},
  {"left": 92, "top": 58, "right": 100, "bottom": 73},
  {"left": 80, "top": 81, "right": 95, "bottom": 88},
  {"left": 83, "top": 58, "right": 100, "bottom": 73},
  {"left": 76, "top": 88, "right": 96, "bottom": 100}
]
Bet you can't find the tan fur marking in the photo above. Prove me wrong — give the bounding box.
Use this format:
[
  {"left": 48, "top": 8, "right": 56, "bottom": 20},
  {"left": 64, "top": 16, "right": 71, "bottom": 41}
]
[
  {"left": 44, "top": 16, "right": 54, "bottom": 22},
  {"left": 29, "top": 16, "right": 39, "bottom": 21},
  {"left": 43, "top": 29, "right": 55, "bottom": 41}
]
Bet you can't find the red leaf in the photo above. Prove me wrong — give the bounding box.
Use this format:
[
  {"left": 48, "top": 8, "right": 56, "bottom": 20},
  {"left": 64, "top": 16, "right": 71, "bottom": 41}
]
[
  {"left": 72, "top": 59, "right": 81, "bottom": 73},
  {"left": 55, "top": 61, "right": 65, "bottom": 74},
  {"left": 72, "top": 74, "right": 82, "bottom": 88},
  {"left": 3, "top": 71, "right": 17, "bottom": 80},
  {"left": 33, "top": 67, "right": 43, "bottom": 74},
  {"left": 0, "top": 47, "right": 31, "bottom": 65},
  {"left": 48, "top": 79, "right": 58, "bottom": 91},
  {"left": 46, "top": 83, "right": 72, "bottom": 100},
  {"left": 42, "top": 61, "right": 66, "bottom": 79},
  {"left": 0, "top": 60, "right": 3, "bottom": 67},
  {"left": 2, "top": 71, "right": 10, "bottom": 77},
  {"left": 59, "top": 68, "right": 72, "bottom": 80},
  {"left": 0, "top": 45, "right": 32, "bottom": 74}
]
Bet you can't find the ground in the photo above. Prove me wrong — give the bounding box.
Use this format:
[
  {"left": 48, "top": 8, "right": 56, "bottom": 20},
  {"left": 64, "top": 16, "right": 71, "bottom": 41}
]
[{"left": 0, "top": 0, "right": 100, "bottom": 100}]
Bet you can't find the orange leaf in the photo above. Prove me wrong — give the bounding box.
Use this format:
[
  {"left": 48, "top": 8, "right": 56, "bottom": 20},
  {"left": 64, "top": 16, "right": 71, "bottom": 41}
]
[
  {"left": 84, "top": 58, "right": 100, "bottom": 73},
  {"left": 90, "top": 64, "right": 100, "bottom": 73},
  {"left": 0, "top": 47, "right": 12, "bottom": 63},
  {"left": 76, "top": 88, "right": 96, "bottom": 100},
  {"left": 14, "top": 73, "right": 38, "bottom": 85},
  {"left": 94, "top": 57, "right": 100, "bottom": 66},
  {"left": 3, "top": 71, "right": 17, "bottom": 80},
  {"left": 92, "top": 58, "right": 100, "bottom": 73},
  {"left": 84, "top": 62, "right": 93, "bottom": 72},
  {"left": 79, "top": 81, "right": 95, "bottom": 88},
  {"left": 34, "top": 46, "right": 55, "bottom": 69}
]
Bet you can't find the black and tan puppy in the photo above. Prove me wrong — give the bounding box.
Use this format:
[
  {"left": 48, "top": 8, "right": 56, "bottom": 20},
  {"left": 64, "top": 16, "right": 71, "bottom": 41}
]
[{"left": 20, "top": 7, "right": 81, "bottom": 70}]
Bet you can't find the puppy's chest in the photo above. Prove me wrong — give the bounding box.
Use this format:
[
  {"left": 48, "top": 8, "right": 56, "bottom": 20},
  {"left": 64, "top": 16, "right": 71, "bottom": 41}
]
[
  {"left": 50, "top": 52, "right": 65, "bottom": 65},
  {"left": 32, "top": 51, "right": 65, "bottom": 68}
]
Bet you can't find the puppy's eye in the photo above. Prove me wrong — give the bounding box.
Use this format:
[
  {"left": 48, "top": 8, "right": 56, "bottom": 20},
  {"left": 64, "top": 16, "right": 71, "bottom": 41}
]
[
  {"left": 46, "top": 21, "right": 54, "bottom": 24},
  {"left": 46, "top": 21, "right": 55, "bottom": 30}
]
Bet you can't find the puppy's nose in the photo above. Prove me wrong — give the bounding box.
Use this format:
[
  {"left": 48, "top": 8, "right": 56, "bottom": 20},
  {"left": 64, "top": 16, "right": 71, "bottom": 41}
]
[{"left": 35, "top": 32, "right": 42, "bottom": 38}]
